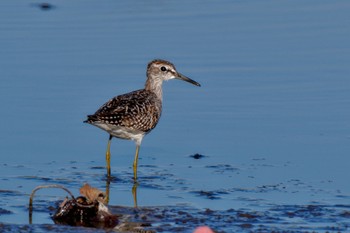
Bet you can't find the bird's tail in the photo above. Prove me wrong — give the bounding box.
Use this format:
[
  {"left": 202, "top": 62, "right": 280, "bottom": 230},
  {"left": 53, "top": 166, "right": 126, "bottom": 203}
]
[{"left": 84, "top": 115, "right": 98, "bottom": 123}]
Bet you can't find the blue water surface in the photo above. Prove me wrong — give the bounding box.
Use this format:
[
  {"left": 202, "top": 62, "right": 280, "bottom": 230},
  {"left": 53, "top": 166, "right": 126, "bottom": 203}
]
[{"left": 0, "top": 0, "right": 350, "bottom": 232}]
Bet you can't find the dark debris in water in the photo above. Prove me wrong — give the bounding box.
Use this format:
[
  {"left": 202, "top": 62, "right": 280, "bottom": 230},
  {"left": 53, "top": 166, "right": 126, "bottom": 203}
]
[
  {"left": 31, "top": 3, "right": 55, "bottom": 10},
  {"left": 29, "top": 184, "right": 155, "bottom": 233},
  {"left": 189, "top": 153, "right": 206, "bottom": 159}
]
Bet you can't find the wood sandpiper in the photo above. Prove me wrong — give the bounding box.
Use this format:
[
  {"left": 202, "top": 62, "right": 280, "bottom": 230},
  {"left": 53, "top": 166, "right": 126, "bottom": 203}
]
[{"left": 84, "top": 59, "right": 200, "bottom": 181}]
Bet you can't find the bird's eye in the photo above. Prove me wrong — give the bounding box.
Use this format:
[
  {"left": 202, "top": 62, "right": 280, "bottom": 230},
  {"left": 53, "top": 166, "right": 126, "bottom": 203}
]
[{"left": 160, "top": 66, "right": 167, "bottom": 71}]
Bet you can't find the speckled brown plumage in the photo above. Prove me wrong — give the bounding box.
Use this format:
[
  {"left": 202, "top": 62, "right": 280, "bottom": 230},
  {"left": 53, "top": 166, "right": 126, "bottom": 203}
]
[{"left": 85, "top": 89, "right": 162, "bottom": 134}]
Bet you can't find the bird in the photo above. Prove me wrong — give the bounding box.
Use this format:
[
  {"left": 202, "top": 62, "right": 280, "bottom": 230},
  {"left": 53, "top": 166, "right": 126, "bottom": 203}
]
[{"left": 84, "top": 59, "right": 200, "bottom": 181}]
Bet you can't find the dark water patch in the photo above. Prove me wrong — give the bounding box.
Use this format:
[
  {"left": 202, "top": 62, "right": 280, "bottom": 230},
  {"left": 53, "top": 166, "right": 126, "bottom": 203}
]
[
  {"left": 0, "top": 224, "right": 33, "bottom": 233},
  {"left": 0, "top": 208, "right": 13, "bottom": 215},
  {"left": 102, "top": 175, "right": 120, "bottom": 184},
  {"left": 192, "top": 190, "right": 230, "bottom": 200},
  {"left": 205, "top": 164, "right": 239, "bottom": 174},
  {"left": 257, "top": 183, "right": 287, "bottom": 193},
  {"left": 0, "top": 223, "right": 105, "bottom": 233},
  {"left": 287, "top": 179, "right": 305, "bottom": 186},
  {"left": 18, "top": 176, "right": 53, "bottom": 182},
  {"left": 122, "top": 167, "right": 184, "bottom": 191},
  {"left": 267, "top": 204, "right": 350, "bottom": 232},
  {"left": 28, "top": 199, "right": 58, "bottom": 214},
  {"left": 138, "top": 183, "right": 164, "bottom": 191},
  {"left": 92, "top": 164, "right": 175, "bottom": 186},
  {"left": 192, "top": 190, "right": 220, "bottom": 200},
  {"left": 38, "top": 3, "right": 54, "bottom": 10},
  {"left": 140, "top": 165, "right": 158, "bottom": 168},
  {"left": 30, "top": 3, "right": 55, "bottom": 11},
  {"left": 189, "top": 153, "right": 206, "bottom": 159},
  {"left": 0, "top": 190, "right": 21, "bottom": 196},
  {"left": 339, "top": 210, "right": 350, "bottom": 218},
  {"left": 207, "top": 183, "right": 288, "bottom": 196},
  {"left": 140, "top": 172, "right": 174, "bottom": 182},
  {"left": 248, "top": 161, "right": 276, "bottom": 170},
  {"left": 89, "top": 166, "right": 105, "bottom": 170},
  {"left": 17, "top": 176, "right": 77, "bottom": 187},
  {"left": 251, "top": 158, "right": 266, "bottom": 161},
  {"left": 335, "top": 194, "right": 350, "bottom": 200}
]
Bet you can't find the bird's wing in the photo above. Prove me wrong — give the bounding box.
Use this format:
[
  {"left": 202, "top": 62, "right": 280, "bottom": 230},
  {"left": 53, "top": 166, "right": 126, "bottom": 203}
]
[{"left": 87, "top": 90, "right": 161, "bottom": 132}]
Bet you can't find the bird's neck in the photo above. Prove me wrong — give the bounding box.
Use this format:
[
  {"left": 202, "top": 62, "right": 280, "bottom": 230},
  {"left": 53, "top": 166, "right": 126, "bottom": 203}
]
[{"left": 145, "top": 77, "right": 163, "bottom": 100}]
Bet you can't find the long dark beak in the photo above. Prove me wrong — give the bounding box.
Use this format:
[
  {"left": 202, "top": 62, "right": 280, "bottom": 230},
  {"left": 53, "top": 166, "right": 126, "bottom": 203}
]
[{"left": 175, "top": 73, "right": 201, "bottom": 87}]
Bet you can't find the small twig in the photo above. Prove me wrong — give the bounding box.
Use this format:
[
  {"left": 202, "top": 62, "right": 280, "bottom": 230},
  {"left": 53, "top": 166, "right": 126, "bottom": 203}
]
[
  {"left": 29, "top": 184, "right": 75, "bottom": 211},
  {"left": 29, "top": 184, "right": 75, "bottom": 224}
]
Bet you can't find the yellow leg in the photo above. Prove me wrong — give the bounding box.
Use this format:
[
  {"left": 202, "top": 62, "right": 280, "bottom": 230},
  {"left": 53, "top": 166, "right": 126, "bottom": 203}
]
[
  {"left": 133, "top": 144, "right": 140, "bottom": 182},
  {"left": 105, "top": 178, "right": 110, "bottom": 204},
  {"left": 132, "top": 182, "right": 138, "bottom": 208},
  {"left": 106, "top": 135, "right": 112, "bottom": 178}
]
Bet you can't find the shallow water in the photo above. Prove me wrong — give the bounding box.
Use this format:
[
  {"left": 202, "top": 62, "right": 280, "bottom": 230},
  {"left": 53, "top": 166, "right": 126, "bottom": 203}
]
[{"left": 1, "top": 0, "right": 350, "bottom": 232}]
